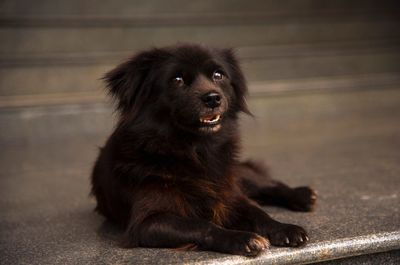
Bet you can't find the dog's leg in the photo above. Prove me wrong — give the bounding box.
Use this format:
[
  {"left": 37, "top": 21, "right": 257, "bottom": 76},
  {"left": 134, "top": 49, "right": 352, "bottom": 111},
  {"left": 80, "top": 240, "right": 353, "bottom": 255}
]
[
  {"left": 229, "top": 197, "right": 309, "bottom": 247},
  {"left": 128, "top": 213, "right": 269, "bottom": 256},
  {"left": 237, "top": 161, "right": 317, "bottom": 211}
]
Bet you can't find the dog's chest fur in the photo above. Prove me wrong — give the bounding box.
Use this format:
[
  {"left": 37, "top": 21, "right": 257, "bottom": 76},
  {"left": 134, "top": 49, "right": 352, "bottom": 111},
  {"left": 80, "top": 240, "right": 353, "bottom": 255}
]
[{"left": 148, "top": 174, "right": 235, "bottom": 226}]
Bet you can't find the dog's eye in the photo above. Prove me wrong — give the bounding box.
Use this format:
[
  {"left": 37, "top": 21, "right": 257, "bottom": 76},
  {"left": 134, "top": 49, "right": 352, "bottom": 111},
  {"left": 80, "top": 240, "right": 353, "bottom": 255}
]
[
  {"left": 173, "top": 76, "right": 185, "bottom": 87},
  {"left": 212, "top": 71, "right": 224, "bottom": 81}
]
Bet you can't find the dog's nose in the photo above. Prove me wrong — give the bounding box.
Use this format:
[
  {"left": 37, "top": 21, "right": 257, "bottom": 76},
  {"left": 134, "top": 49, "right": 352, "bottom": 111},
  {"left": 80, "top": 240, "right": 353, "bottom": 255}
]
[{"left": 202, "top": 92, "right": 221, "bottom": 108}]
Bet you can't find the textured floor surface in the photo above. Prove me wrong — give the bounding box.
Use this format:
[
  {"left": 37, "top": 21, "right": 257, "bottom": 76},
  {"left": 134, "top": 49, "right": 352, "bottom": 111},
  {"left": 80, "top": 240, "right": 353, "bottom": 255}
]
[{"left": 1, "top": 88, "right": 399, "bottom": 264}]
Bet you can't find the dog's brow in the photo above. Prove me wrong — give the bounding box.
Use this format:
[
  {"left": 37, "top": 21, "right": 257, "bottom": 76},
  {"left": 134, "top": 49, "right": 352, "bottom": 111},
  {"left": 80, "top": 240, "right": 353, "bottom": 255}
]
[{"left": 204, "top": 61, "right": 224, "bottom": 73}]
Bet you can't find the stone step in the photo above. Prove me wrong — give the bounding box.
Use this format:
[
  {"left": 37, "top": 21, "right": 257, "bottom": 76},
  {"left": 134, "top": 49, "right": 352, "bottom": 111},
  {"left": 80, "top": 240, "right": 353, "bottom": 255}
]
[
  {"left": 315, "top": 249, "right": 400, "bottom": 265},
  {"left": 244, "top": 50, "right": 400, "bottom": 82},
  {"left": 232, "top": 232, "right": 400, "bottom": 264},
  {"left": 1, "top": 15, "right": 399, "bottom": 54},
  {"left": 1, "top": 40, "right": 399, "bottom": 97},
  {"left": 1, "top": 88, "right": 399, "bottom": 264},
  {"left": 2, "top": 38, "right": 399, "bottom": 66},
  {"left": 1, "top": 0, "right": 399, "bottom": 17},
  {"left": 1, "top": 72, "right": 400, "bottom": 108}
]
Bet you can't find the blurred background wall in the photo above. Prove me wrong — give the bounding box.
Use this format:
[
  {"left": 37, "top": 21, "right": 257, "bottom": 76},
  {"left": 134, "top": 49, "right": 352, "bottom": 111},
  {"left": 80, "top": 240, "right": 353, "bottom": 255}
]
[
  {"left": 1, "top": 0, "right": 400, "bottom": 106},
  {"left": 1, "top": 0, "right": 400, "bottom": 170}
]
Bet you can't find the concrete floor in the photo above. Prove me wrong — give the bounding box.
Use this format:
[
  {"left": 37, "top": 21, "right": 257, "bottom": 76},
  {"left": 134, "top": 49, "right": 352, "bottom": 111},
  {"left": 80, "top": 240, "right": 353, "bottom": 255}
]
[{"left": 1, "top": 88, "right": 400, "bottom": 264}]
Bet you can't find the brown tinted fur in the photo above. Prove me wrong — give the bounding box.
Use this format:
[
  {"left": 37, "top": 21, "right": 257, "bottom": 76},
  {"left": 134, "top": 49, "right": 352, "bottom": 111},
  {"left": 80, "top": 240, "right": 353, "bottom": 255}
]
[{"left": 91, "top": 44, "right": 317, "bottom": 256}]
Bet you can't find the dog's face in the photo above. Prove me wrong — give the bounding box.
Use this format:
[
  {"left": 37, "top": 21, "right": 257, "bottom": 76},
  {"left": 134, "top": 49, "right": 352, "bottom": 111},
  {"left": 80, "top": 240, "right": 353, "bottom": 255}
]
[{"left": 104, "top": 44, "right": 249, "bottom": 135}]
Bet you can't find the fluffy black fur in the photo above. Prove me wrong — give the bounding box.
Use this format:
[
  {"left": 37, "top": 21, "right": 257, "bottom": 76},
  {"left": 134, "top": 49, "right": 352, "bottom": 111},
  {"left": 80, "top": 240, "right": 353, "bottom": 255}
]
[{"left": 91, "top": 44, "right": 317, "bottom": 256}]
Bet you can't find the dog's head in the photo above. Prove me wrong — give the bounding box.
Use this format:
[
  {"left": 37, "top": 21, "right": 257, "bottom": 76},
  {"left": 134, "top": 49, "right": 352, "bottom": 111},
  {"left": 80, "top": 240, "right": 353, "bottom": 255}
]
[{"left": 104, "top": 44, "right": 250, "bottom": 135}]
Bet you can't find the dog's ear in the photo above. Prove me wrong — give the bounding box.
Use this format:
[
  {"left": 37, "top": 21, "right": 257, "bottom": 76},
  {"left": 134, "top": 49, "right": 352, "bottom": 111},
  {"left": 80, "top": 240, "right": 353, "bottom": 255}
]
[
  {"left": 103, "top": 48, "right": 168, "bottom": 115},
  {"left": 220, "top": 48, "right": 252, "bottom": 115}
]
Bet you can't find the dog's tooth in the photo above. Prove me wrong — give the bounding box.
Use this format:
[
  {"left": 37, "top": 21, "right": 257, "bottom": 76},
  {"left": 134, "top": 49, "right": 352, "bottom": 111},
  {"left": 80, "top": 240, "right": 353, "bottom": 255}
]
[{"left": 200, "top": 114, "right": 222, "bottom": 125}]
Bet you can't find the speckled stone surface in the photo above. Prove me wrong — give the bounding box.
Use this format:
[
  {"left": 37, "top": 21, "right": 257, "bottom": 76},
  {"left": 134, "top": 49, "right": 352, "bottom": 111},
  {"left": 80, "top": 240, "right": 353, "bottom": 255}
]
[
  {"left": 316, "top": 249, "right": 400, "bottom": 265},
  {"left": 1, "top": 89, "right": 400, "bottom": 264}
]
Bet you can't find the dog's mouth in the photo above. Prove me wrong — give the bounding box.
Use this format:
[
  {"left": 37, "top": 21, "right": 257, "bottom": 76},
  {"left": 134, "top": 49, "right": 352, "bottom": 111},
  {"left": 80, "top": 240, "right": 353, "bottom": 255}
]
[
  {"left": 198, "top": 114, "right": 222, "bottom": 133},
  {"left": 200, "top": 114, "right": 221, "bottom": 125}
]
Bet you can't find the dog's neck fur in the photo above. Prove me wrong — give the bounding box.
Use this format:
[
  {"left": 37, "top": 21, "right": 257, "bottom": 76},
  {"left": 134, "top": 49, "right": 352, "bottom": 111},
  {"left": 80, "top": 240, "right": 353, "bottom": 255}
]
[{"left": 112, "top": 115, "right": 240, "bottom": 182}]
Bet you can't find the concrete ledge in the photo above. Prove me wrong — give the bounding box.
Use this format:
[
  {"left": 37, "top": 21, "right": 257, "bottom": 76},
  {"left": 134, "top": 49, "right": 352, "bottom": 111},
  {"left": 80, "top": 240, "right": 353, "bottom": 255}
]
[{"left": 234, "top": 232, "right": 400, "bottom": 265}]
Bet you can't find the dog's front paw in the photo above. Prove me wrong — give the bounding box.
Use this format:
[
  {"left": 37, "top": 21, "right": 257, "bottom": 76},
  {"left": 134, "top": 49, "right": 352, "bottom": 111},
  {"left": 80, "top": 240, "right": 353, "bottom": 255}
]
[
  {"left": 213, "top": 231, "right": 269, "bottom": 257},
  {"left": 288, "top": 186, "right": 317, "bottom": 212},
  {"left": 265, "top": 223, "right": 309, "bottom": 247},
  {"left": 238, "top": 233, "right": 269, "bottom": 257}
]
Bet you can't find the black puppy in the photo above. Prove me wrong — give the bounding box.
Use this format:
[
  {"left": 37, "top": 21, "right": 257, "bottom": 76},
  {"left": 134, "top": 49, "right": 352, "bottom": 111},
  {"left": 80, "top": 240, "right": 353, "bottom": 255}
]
[{"left": 91, "top": 44, "right": 316, "bottom": 256}]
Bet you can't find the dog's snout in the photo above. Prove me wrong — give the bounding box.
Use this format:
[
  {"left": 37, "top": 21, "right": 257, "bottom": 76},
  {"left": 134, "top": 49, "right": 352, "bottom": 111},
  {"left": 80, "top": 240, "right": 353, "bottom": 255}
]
[{"left": 202, "top": 92, "right": 221, "bottom": 108}]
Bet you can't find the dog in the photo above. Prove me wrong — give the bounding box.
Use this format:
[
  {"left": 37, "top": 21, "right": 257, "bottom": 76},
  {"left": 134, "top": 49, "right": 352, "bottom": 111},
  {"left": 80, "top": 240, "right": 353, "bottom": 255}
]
[{"left": 91, "top": 44, "right": 317, "bottom": 256}]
